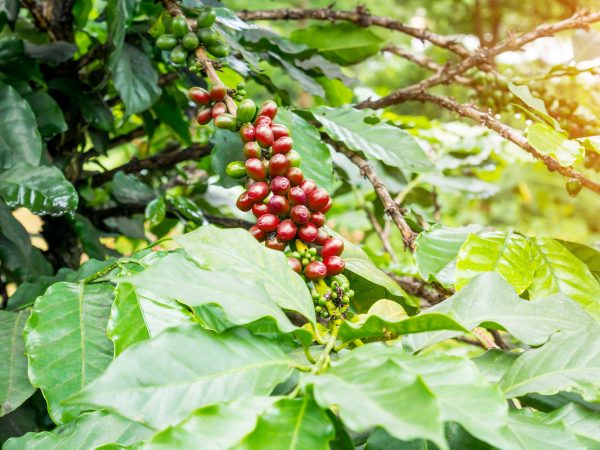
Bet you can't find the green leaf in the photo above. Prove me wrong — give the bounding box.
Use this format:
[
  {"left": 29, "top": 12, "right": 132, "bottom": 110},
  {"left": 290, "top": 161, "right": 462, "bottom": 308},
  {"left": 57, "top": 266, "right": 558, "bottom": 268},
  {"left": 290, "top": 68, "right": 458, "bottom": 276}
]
[
  {"left": 544, "top": 403, "right": 600, "bottom": 448},
  {"left": 211, "top": 129, "right": 245, "bottom": 188},
  {"left": 506, "top": 410, "right": 584, "bottom": 450},
  {"left": 455, "top": 231, "right": 534, "bottom": 293},
  {"left": 107, "top": 282, "right": 192, "bottom": 355},
  {"left": 106, "top": 0, "right": 136, "bottom": 71},
  {"left": 0, "top": 80, "right": 42, "bottom": 169},
  {"left": 290, "top": 23, "right": 383, "bottom": 65},
  {"left": 0, "top": 0, "right": 19, "bottom": 22},
  {"left": 312, "top": 106, "right": 434, "bottom": 175},
  {"left": 572, "top": 29, "right": 600, "bottom": 62},
  {"left": 24, "top": 91, "right": 67, "bottom": 138},
  {"left": 472, "top": 350, "right": 519, "bottom": 384},
  {"left": 529, "top": 237, "right": 600, "bottom": 320},
  {"left": 0, "top": 163, "right": 78, "bottom": 216},
  {"left": 24, "top": 41, "right": 77, "bottom": 65},
  {"left": 66, "top": 326, "right": 293, "bottom": 429},
  {"left": 414, "top": 225, "right": 483, "bottom": 287},
  {"left": 151, "top": 89, "right": 192, "bottom": 145},
  {"left": 420, "top": 173, "right": 499, "bottom": 199},
  {"left": 2, "top": 410, "right": 152, "bottom": 450},
  {"left": 112, "top": 172, "right": 155, "bottom": 204},
  {"left": 409, "top": 272, "right": 596, "bottom": 351},
  {"left": 145, "top": 197, "right": 166, "bottom": 228},
  {"left": 176, "top": 226, "right": 316, "bottom": 324},
  {"left": 527, "top": 122, "right": 583, "bottom": 167},
  {"left": 508, "top": 82, "right": 561, "bottom": 130},
  {"left": 24, "top": 282, "right": 115, "bottom": 424},
  {"left": 558, "top": 240, "right": 600, "bottom": 281},
  {"left": 0, "top": 310, "right": 35, "bottom": 416},
  {"left": 269, "top": 52, "right": 325, "bottom": 97},
  {"left": 500, "top": 326, "right": 600, "bottom": 401},
  {"left": 111, "top": 43, "right": 161, "bottom": 115},
  {"left": 277, "top": 109, "right": 334, "bottom": 193}
]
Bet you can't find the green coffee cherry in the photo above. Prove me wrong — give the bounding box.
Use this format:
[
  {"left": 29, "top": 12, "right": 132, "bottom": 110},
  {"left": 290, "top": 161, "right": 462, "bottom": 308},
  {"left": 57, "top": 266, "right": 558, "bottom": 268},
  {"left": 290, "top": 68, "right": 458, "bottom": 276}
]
[
  {"left": 237, "top": 99, "right": 257, "bottom": 123},
  {"left": 236, "top": 82, "right": 246, "bottom": 90},
  {"left": 226, "top": 161, "right": 247, "bottom": 179},
  {"left": 207, "top": 42, "right": 229, "bottom": 58},
  {"left": 197, "top": 7, "right": 216, "bottom": 28},
  {"left": 214, "top": 113, "right": 238, "bottom": 130},
  {"left": 156, "top": 34, "right": 178, "bottom": 50},
  {"left": 170, "top": 45, "right": 188, "bottom": 64},
  {"left": 182, "top": 32, "right": 200, "bottom": 50},
  {"left": 308, "top": 248, "right": 317, "bottom": 256},
  {"left": 171, "top": 15, "right": 188, "bottom": 37},
  {"left": 197, "top": 29, "right": 218, "bottom": 46}
]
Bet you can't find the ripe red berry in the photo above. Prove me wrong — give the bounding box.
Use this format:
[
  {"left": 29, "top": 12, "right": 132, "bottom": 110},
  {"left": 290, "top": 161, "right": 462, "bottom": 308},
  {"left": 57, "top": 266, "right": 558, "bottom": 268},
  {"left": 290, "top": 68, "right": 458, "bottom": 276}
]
[
  {"left": 252, "top": 203, "right": 268, "bottom": 218},
  {"left": 286, "top": 167, "right": 304, "bottom": 186},
  {"left": 324, "top": 256, "right": 345, "bottom": 276},
  {"left": 257, "top": 100, "right": 278, "bottom": 120},
  {"left": 287, "top": 257, "right": 302, "bottom": 273},
  {"left": 267, "top": 195, "right": 290, "bottom": 217},
  {"left": 271, "top": 123, "right": 289, "bottom": 139},
  {"left": 249, "top": 225, "right": 266, "bottom": 242},
  {"left": 311, "top": 211, "right": 325, "bottom": 227},
  {"left": 197, "top": 108, "right": 212, "bottom": 125},
  {"left": 257, "top": 214, "right": 279, "bottom": 232},
  {"left": 304, "top": 261, "right": 327, "bottom": 280},
  {"left": 290, "top": 205, "right": 310, "bottom": 224},
  {"left": 211, "top": 102, "right": 227, "bottom": 118},
  {"left": 307, "top": 189, "right": 330, "bottom": 212},
  {"left": 300, "top": 179, "right": 317, "bottom": 195},
  {"left": 288, "top": 186, "right": 306, "bottom": 205},
  {"left": 236, "top": 192, "right": 254, "bottom": 212},
  {"left": 277, "top": 219, "right": 297, "bottom": 241},
  {"left": 322, "top": 237, "right": 344, "bottom": 258},
  {"left": 270, "top": 176, "right": 291, "bottom": 195},
  {"left": 243, "top": 142, "right": 261, "bottom": 159},
  {"left": 322, "top": 197, "right": 333, "bottom": 213},
  {"left": 297, "top": 222, "right": 318, "bottom": 242},
  {"left": 245, "top": 158, "right": 266, "bottom": 181},
  {"left": 255, "top": 124, "right": 274, "bottom": 148},
  {"left": 247, "top": 181, "right": 270, "bottom": 202},
  {"left": 272, "top": 137, "right": 293, "bottom": 154},
  {"left": 239, "top": 123, "right": 255, "bottom": 143},
  {"left": 188, "top": 87, "right": 211, "bottom": 105},
  {"left": 314, "top": 227, "right": 329, "bottom": 245},
  {"left": 268, "top": 154, "right": 289, "bottom": 176},
  {"left": 210, "top": 84, "right": 227, "bottom": 101},
  {"left": 254, "top": 116, "right": 272, "bottom": 127},
  {"left": 265, "top": 235, "right": 286, "bottom": 251}
]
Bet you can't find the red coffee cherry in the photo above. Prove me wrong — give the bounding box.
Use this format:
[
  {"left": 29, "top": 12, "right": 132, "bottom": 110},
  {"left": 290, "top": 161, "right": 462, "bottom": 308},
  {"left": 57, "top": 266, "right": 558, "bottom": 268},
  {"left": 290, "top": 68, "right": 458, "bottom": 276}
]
[
  {"left": 257, "top": 214, "right": 279, "bottom": 232},
  {"left": 297, "top": 222, "right": 318, "bottom": 242},
  {"left": 288, "top": 186, "right": 306, "bottom": 205},
  {"left": 267, "top": 195, "right": 290, "bottom": 217},
  {"left": 257, "top": 100, "right": 278, "bottom": 119},
  {"left": 249, "top": 225, "right": 266, "bottom": 242},
  {"left": 300, "top": 179, "right": 317, "bottom": 195},
  {"left": 255, "top": 124, "right": 274, "bottom": 148},
  {"left": 236, "top": 192, "right": 254, "bottom": 212},
  {"left": 254, "top": 116, "right": 272, "bottom": 127},
  {"left": 310, "top": 211, "right": 325, "bottom": 227},
  {"left": 188, "top": 87, "right": 211, "bottom": 106},
  {"left": 290, "top": 205, "right": 310, "bottom": 224},
  {"left": 252, "top": 203, "right": 268, "bottom": 218},
  {"left": 239, "top": 123, "right": 255, "bottom": 143},
  {"left": 272, "top": 137, "right": 293, "bottom": 154},
  {"left": 271, "top": 124, "right": 289, "bottom": 139},
  {"left": 270, "top": 176, "right": 290, "bottom": 195},
  {"left": 277, "top": 219, "right": 297, "bottom": 241},
  {"left": 324, "top": 255, "right": 345, "bottom": 276},
  {"left": 322, "top": 197, "right": 333, "bottom": 213},
  {"left": 307, "top": 189, "right": 330, "bottom": 212},
  {"left": 197, "top": 108, "right": 212, "bottom": 125},
  {"left": 286, "top": 167, "right": 304, "bottom": 186},
  {"left": 265, "top": 235, "right": 286, "bottom": 251},
  {"left": 210, "top": 84, "right": 227, "bottom": 101},
  {"left": 287, "top": 257, "right": 302, "bottom": 273},
  {"left": 245, "top": 158, "right": 266, "bottom": 181},
  {"left": 314, "top": 227, "right": 329, "bottom": 245},
  {"left": 247, "top": 181, "right": 269, "bottom": 202},
  {"left": 268, "top": 154, "right": 289, "bottom": 176},
  {"left": 211, "top": 102, "right": 227, "bottom": 118},
  {"left": 243, "top": 142, "right": 261, "bottom": 159},
  {"left": 322, "top": 237, "right": 344, "bottom": 258},
  {"left": 304, "top": 260, "right": 327, "bottom": 280}
]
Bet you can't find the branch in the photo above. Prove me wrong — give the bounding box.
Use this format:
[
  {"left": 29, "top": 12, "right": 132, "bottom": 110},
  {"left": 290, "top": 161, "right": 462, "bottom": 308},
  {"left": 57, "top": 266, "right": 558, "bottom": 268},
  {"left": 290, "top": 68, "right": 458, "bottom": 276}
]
[
  {"left": 237, "top": 6, "right": 470, "bottom": 57},
  {"left": 21, "top": 0, "right": 57, "bottom": 40},
  {"left": 386, "top": 273, "right": 452, "bottom": 306}
]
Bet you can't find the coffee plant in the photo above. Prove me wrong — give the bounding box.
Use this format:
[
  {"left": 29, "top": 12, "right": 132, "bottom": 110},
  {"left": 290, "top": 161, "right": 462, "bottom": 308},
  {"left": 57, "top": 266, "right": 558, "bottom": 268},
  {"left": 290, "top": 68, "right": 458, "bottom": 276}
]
[{"left": 1, "top": 0, "right": 600, "bottom": 448}]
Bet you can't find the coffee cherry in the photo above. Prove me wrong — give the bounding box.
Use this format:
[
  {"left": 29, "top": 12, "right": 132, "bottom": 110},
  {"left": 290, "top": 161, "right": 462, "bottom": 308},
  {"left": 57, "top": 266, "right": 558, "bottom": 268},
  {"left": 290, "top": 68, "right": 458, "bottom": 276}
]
[
  {"left": 265, "top": 235, "right": 286, "bottom": 251},
  {"left": 286, "top": 150, "right": 301, "bottom": 167},
  {"left": 321, "top": 310, "right": 330, "bottom": 319},
  {"left": 267, "top": 195, "right": 290, "bottom": 217},
  {"left": 257, "top": 100, "right": 278, "bottom": 119},
  {"left": 188, "top": 87, "right": 210, "bottom": 105},
  {"left": 566, "top": 178, "right": 582, "bottom": 197},
  {"left": 324, "top": 256, "right": 345, "bottom": 276},
  {"left": 291, "top": 205, "right": 310, "bottom": 224},
  {"left": 254, "top": 116, "right": 272, "bottom": 127},
  {"left": 211, "top": 102, "right": 227, "bottom": 118},
  {"left": 310, "top": 211, "right": 325, "bottom": 227},
  {"left": 322, "top": 197, "right": 333, "bottom": 213},
  {"left": 271, "top": 124, "right": 289, "bottom": 139},
  {"left": 322, "top": 237, "right": 343, "bottom": 258},
  {"left": 196, "top": 108, "right": 212, "bottom": 125},
  {"left": 252, "top": 203, "right": 268, "bottom": 218},
  {"left": 307, "top": 189, "right": 330, "bottom": 212},
  {"left": 255, "top": 124, "right": 274, "bottom": 148},
  {"left": 196, "top": 7, "right": 216, "bottom": 28},
  {"left": 197, "top": 28, "right": 218, "bottom": 46},
  {"left": 287, "top": 257, "right": 302, "bottom": 273},
  {"left": 243, "top": 142, "right": 261, "bottom": 159},
  {"left": 288, "top": 186, "right": 307, "bottom": 205},
  {"left": 207, "top": 42, "right": 229, "bottom": 58},
  {"left": 286, "top": 167, "right": 304, "bottom": 186},
  {"left": 226, "top": 161, "right": 246, "bottom": 179},
  {"left": 239, "top": 123, "right": 255, "bottom": 143},
  {"left": 182, "top": 32, "right": 200, "bottom": 50},
  {"left": 210, "top": 84, "right": 227, "bottom": 102},
  {"left": 300, "top": 179, "right": 317, "bottom": 195},
  {"left": 268, "top": 154, "right": 289, "bottom": 176},
  {"left": 214, "top": 113, "right": 237, "bottom": 130},
  {"left": 277, "top": 219, "right": 297, "bottom": 241},
  {"left": 245, "top": 158, "right": 266, "bottom": 181},
  {"left": 157, "top": 34, "right": 178, "bottom": 50},
  {"left": 272, "top": 137, "right": 293, "bottom": 154},
  {"left": 236, "top": 192, "right": 254, "bottom": 212},
  {"left": 305, "top": 261, "right": 327, "bottom": 280},
  {"left": 297, "top": 223, "right": 318, "bottom": 242},
  {"left": 257, "top": 214, "right": 279, "bottom": 232},
  {"left": 314, "top": 227, "right": 329, "bottom": 245},
  {"left": 249, "top": 225, "right": 266, "bottom": 242},
  {"left": 270, "top": 176, "right": 291, "bottom": 195},
  {"left": 237, "top": 99, "right": 257, "bottom": 123},
  {"left": 247, "top": 181, "right": 269, "bottom": 202},
  {"left": 171, "top": 15, "right": 188, "bottom": 37},
  {"left": 170, "top": 45, "right": 187, "bottom": 64}
]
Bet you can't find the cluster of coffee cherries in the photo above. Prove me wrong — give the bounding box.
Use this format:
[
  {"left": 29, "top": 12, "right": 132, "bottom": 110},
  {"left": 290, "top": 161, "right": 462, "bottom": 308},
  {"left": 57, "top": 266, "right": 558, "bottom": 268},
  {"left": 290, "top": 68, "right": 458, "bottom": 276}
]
[
  {"left": 188, "top": 84, "right": 239, "bottom": 128},
  {"left": 311, "top": 276, "right": 354, "bottom": 320},
  {"left": 156, "top": 7, "right": 229, "bottom": 68}
]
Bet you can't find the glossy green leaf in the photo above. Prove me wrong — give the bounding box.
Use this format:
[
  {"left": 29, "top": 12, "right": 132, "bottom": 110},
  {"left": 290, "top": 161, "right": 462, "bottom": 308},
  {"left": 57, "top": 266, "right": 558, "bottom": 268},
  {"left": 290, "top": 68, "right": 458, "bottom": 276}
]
[
  {"left": 270, "top": 53, "right": 325, "bottom": 97},
  {"left": 455, "top": 231, "right": 534, "bottom": 293},
  {"left": 0, "top": 310, "right": 35, "bottom": 416},
  {"left": 3, "top": 410, "right": 152, "bottom": 450},
  {"left": 66, "top": 326, "right": 293, "bottom": 429},
  {"left": 312, "top": 106, "right": 434, "bottom": 174},
  {"left": 508, "top": 82, "right": 560, "bottom": 130},
  {"left": 527, "top": 122, "right": 583, "bottom": 167},
  {"left": 106, "top": 0, "right": 136, "bottom": 70},
  {"left": 24, "top": 90, "right": 67, "bottom": 138},
  {"left": 211, "top": 129, "right": 245, "bottom": 189},
  {"left": 572, "top": 29, "right": 600, "bottom": 62},
  {"left": 24, "top": 282, "right": 115, "bottom": 424},
  {"left": 529, "top": 237, "right": 600, "bottom": 320},
  {"left": 0, "top": 80, "right": 42, "bottom": 169},
  {"left": 544, "top": 403, "right": 600, "bottom": 448},
  {"left": 277, "top": 109, "right": 334, "bottom": 193},
  {"left": 506, "top": 410, "right": 584, "bottom": 450},
  {"left": 0, "top": 163, "right": 78, "bottom": 216},
  {"left": 112, "top": 172, "right": 155, "bottom": 204},
  {"left": 559, "top": 240, "right": 600, "bottom": 281},
  {"left": 145, "top": 197, "right": 166, "bottom": 228},
  {"left": 151, "top": 89, "right": 192, "bottom": 145},
  {"left": 420, "top": 173, "right": 499, "bottom": 199},
  {"left": 472, "top": 350, "right": 519, "bottom": 384}
]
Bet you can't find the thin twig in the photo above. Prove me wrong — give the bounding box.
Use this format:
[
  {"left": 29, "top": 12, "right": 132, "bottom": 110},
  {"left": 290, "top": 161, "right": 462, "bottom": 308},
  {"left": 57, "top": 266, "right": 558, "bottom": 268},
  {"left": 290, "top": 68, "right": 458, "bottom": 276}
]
[{"left": 366, "top": 208, "right": 398, "bottom": 264}]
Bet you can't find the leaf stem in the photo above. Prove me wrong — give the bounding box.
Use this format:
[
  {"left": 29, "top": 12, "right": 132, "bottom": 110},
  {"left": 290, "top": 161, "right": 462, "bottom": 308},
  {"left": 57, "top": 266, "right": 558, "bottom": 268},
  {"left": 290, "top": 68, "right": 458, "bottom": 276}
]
[{"left": 311, "top": 323, "right": 340, "bottom": 374}]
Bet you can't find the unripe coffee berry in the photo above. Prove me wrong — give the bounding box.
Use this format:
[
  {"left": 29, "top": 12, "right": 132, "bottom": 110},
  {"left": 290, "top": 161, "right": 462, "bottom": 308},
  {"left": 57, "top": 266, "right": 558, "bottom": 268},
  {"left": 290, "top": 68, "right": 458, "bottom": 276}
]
[
  {"left": 272, "top": 136, "right": 293, "bottom": 154},
  {"left": 277, "top": 219, "right": 297, "bottom": 241},
  {"left": 249, "top": 225, "right": 266, "bottom": 241},
  {"left": 265, "top": 235, "right": 286, "bottom": 251},
  {"left": 307, "top": 189, "right": 330, "bottom": 212},
  {"left": 288, "top": 186, "right": 306, "bottom": 205},
  {"left": 211, "top": 102, "right": 227, "bottom": 118},
  {"left": 297, "top": 222, "right": 318, "bottom": 242},
  {"left": 271, "top": 123, "right": 289, "bottom": 139},
  {"left": 267, "top": 195, "right": 291, "bottom": 217},
  {"left": 247, "top": 181, "right": 269, "bottom": 202},
  {"left": 236, "top": 99, "right": 257, "bottom": 123},
  {"left": 239, "top": 123, "right": 255, "bottom": 143},
  {"left": 270, "top": 176, "right": 290, "bottom": 195},
  {"left": 243, "top": 142, "right": 261, "bottom": 159},
  {"left": 566, "top": 178, "right": 582, "bottom": 197},
  {"left": 268, "top": 154, "right": 289, "bottom": 177},
  {"left": 304, "top": 260, "right": 328, "bottom": 280},
  {"left": 290, "top": 205, "right": 310, "bottom": 224},
  {"left": 257, "top": 214, "right": 279, "bottom": 232},
  {"left": 226, "top": 161, "right": 246, "bottom": 179},
  {"left": 310, "top": 211, "right": 325, "bottom": 227},
  {"left": 197, "top": 108, "right": 212, "bottom": 125},
  {"left": 286, "top": 167, "right": 304, "bottom": 186},
  {"left": 214, "top": 113, "right": 237, "bottom": 130},
  {"left": 254, "top": 116, "right": 272, "bottom": 127},
  {"left": 252, "top": 203, "right": 268, "bottom": 218},
  {"left": 236, "top": 192, "right": 254, "bottom": 212},
  {"left": 314, "top": 227, "right": 329, "bottom": 245},
  {"left": 322, "top": 237, "right": 344, "bottom": 258},
  {"left": 324, "top": 255, "right": 345, "bottom": 276},
  {"left": 245, "top": 158, "right": 267, "bottom": 181},
  {"left": 255, "top": 124, "right": 274, "bottom": 148},
  {"left": 210, "top": 84, "right": 227, "bottom": 101},
  {"left": 286, "top": 150, "right": 301, "bottom": 167},
  {"left": 287, "top": 257, "right": 302, "bottom": 273},
  {"left": 257, "top": 100, "right": 278, "bottom": 119},
  {"left": 188, "top": 87, "right": 210, "bottom": 105},
  {"left": 300, "top": 179, "right": 317, "bottom": 195}
]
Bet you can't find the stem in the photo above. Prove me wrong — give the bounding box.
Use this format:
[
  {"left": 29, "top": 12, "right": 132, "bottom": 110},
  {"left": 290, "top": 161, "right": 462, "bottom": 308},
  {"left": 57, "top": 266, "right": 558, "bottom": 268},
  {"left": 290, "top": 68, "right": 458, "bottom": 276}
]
[{"left": 311, "top": 324, "right": 340, "bottom": 374}]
